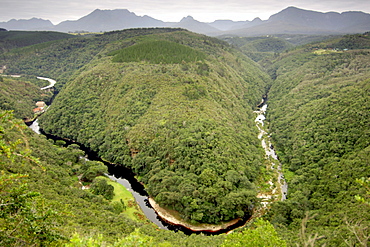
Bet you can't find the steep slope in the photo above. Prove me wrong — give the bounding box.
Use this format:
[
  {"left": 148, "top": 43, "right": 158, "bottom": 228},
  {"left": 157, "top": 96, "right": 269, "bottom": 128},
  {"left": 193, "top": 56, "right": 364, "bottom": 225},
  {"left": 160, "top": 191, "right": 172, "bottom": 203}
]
[
  {"left": 0, "top": 112, "right": 285, "bottom": 246},
  {"left": 39, "top": 30, "right": 271, "bottom": 224},
  {"left": 0, "top": 110, "right": 144, "bottom": 246},
  {"left": 265, "top": 34, "right": 370, "bottom": 245}
]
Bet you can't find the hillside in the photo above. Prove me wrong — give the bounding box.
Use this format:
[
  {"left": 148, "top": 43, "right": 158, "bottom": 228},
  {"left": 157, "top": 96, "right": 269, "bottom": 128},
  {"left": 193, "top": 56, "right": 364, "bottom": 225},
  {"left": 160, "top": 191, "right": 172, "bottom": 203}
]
[
  {"left": 0, "top": 76, "right": 53, "bottom": 119},
  {"left": 0, "top": 111, "right": 285, "bottom": 245},
  {"left": 264, "top": 34, "right": 370, "bottom": 245},
  {"left": 1, "top": 28, "right": 185, "bottom": 88},
  {"left": 38, "top": 30, "right": 271, "bottom": 224},
  {"left": 222, "top": 36, "right": 294, "bottom": 61},
  {"left": 0, "top": 30, "right": 73, "bottom": 52}
]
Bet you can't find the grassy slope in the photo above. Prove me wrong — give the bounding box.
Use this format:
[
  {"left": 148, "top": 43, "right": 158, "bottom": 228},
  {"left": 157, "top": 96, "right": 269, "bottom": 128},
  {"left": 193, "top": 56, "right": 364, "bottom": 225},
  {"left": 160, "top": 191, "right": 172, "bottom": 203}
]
[{"left": 104, "top": 176, "right": 146, "bottom": 222}]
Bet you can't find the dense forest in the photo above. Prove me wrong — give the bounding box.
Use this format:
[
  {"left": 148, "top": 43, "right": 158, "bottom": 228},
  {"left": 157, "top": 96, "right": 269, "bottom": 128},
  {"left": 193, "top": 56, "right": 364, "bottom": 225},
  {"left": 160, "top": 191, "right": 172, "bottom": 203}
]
[
  {"left": 0, "top": 29, "right": 369, "bottom": 246},
  {"left": 37, "top": 30, "right": 270, "bottom": 224},
  {"left": 264, "top": 33, "right": 370, "bottom": 245}
]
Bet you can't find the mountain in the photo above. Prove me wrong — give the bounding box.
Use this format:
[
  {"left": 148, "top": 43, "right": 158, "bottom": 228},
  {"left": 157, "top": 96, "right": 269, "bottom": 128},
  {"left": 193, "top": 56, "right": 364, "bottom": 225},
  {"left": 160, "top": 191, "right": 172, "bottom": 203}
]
[
  {"left": 54, "top": 9, "right": 167, "bottom": 32},
  {"left": 1, "top": 7, "right": 369, "bottom": 35},
  {"left": 0, "top": 17, "right": 54, "bottom": 31},
  {"left": 208, "top": 20, "right": 246, "bottom": 31},
  {"left": 268, "top": 6, "right": 370, "bottom": 32},
  {"left": 170, "top": 16, "right": 220, "bottom": 35},
  {"left": 224, "top": 7, "right": 370, "bottom": 36},
  {"left": 209, "top": 17, "right": 263, "bottom": 31}
]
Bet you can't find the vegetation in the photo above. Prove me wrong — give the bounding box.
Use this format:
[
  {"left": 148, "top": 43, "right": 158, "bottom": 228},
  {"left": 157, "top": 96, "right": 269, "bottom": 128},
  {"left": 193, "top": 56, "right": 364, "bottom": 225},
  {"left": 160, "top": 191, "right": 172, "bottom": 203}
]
[
  {"left": 0, "top": 31, "right": 73, "bottom": 52},
  {"left": 38, "top": 30, "right": 269, "bottom": 224},
  {"left": 0, "top": 109, "right": 287, "bottom": 247},
  {"left": 0, "top": 76, "right": 53, "bottom": 119},
  {"left": 110, "top": 40, "right": 206, "bottom": 64},
  {"left": 223, "top": 36, "right": 293, "bottom": 61},
  {"left": 263, "top": 34, "right": 370, "bottom": 245},
  {"left": 1, "top": 28, "right": 185, "bottom": 89},
  {"left": 1, "top": 28, "right": 369, "bottom": 246}
]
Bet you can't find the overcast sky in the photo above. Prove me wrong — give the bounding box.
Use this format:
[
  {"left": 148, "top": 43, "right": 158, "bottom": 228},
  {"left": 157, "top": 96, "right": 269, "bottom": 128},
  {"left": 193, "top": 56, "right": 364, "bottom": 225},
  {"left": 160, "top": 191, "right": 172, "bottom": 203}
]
[{"left": 1, "top": 0, "right": 369, "bottom": 24}]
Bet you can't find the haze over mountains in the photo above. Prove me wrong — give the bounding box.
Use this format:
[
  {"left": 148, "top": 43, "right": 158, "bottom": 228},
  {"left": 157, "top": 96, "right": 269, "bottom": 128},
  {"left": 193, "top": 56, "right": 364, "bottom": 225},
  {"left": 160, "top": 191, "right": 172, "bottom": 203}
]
[{"left": 1, "top": 6, "right": 369, "bottom": 36}]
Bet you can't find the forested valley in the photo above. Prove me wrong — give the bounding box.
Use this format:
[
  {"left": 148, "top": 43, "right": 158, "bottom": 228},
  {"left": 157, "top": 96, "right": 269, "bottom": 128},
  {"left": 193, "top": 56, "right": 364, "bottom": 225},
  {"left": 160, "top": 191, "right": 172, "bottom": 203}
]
[{"left": 0, "top": 28, "right": 369, "bottom": 246}]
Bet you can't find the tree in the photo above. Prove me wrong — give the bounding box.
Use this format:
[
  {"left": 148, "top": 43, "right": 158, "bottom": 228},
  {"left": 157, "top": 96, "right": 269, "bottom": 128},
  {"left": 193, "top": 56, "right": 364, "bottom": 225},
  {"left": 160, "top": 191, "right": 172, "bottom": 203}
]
[
  {"left": 90, "top": 177, "right": 114, "bottom": 200},
  {"left": 355, "top": 177, "right": 370, "bottom": 206},
  {"left": 0, "top": 111, "right": 64, "bottom": 246},
  {"left": 222, "top": 219, "right": 287, "bottom": 247},
  {"left": 81, "top": 161, "right": 108, "bottom": 182},
  {"left": 0, "top": 173, "right": 64, "bottom": 246}
]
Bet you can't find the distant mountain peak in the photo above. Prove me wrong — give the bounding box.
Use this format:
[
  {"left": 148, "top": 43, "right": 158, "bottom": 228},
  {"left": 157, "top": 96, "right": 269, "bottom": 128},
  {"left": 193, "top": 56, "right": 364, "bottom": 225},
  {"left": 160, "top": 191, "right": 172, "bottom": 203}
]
[
  {"left": 0, "top": 17, "right": 54, "bottom": 30},
  {"left": 252, "top": 17, "right": 263, "bottom": 22},
  {"left": 180, "top": 16, "right": 195, "bottom": 22}
]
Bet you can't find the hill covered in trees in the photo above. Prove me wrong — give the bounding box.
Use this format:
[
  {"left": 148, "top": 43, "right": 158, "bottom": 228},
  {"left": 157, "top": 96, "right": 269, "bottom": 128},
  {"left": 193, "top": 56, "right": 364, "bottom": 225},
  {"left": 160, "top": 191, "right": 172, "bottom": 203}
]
[
  {"left": 37, "top": 30, "right": 270, "bottom": 224},
  {"left": 262, "top": 33, "right": 370, "bottom": 245},
  {"left": 0, "top": 29, "right": 369, "bottom": 246},
  {"left": 0, "top": 30, "right": 73, "bottom": 52}
]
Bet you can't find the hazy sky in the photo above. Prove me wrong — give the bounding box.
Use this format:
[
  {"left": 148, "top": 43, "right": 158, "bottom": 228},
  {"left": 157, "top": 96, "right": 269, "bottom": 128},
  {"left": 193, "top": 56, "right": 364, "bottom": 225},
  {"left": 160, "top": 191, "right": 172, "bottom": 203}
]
[{"left": 1, "top": 0, "right": 369, "bottom": 24}]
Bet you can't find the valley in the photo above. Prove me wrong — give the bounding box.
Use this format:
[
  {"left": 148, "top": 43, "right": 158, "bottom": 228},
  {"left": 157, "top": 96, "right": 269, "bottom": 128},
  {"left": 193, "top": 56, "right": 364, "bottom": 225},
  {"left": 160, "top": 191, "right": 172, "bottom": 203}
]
[{"left": 0, "top": 28, "right": 369, "bottom": 246}]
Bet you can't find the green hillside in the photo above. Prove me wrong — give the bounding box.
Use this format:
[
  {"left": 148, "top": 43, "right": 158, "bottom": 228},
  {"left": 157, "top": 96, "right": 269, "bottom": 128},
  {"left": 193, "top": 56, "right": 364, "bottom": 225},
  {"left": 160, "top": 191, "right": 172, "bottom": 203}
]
[
  {"left": 1, "top": 28, "right": 185, "bottom": 89},
  {"left": 0, "top": 30, "right": 73, "bottom": 52},
  {"left": 265, "top": 35, "right": 370, "bottom": 245},
  {"left": 223, "top": 36, "right": 294, "bottom": 61},
  {"left": 0, "top": 76, "right": 53, "bottom": 119},
  {"left": 39, "top": 30, "right": 270, "bottom": 224}
]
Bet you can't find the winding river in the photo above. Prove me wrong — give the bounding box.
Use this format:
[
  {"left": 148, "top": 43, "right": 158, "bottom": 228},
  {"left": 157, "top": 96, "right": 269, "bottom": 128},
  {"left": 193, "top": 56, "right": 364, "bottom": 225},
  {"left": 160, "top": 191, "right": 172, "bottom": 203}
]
[{"left": 29, "top": 76, "right": 286, "bottom": 234}]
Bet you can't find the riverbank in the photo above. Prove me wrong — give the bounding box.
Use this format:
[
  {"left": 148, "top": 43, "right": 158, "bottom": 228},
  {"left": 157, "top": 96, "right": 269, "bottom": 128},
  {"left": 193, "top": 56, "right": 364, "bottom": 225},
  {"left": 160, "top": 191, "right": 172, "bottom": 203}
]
[{"left": 149, "top": 198, "right": 241, "bottom": 232}]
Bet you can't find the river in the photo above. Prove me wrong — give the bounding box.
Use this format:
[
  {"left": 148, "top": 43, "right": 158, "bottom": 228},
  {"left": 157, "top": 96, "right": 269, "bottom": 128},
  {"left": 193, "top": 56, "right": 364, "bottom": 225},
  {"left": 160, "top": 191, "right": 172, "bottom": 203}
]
[
  {"left": 38, "top": 76, "right": 56, "bottom": 90},
  {"left": 254, "top": 102, "right": 288, "bottom": 203}
]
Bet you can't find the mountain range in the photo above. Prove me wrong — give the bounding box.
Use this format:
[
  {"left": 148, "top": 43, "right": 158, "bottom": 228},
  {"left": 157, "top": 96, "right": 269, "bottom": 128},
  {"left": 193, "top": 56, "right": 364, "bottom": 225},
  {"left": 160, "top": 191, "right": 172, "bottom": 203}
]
[{"left": 0, "top": 6, "right": 369, "bottom": 36}]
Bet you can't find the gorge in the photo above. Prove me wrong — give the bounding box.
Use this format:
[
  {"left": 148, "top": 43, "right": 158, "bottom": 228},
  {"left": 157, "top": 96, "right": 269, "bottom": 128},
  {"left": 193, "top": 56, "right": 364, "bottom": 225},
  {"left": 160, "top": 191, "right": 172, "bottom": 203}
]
[{"left": 1, "top": 28, "right": 369, "bottom": 246}]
